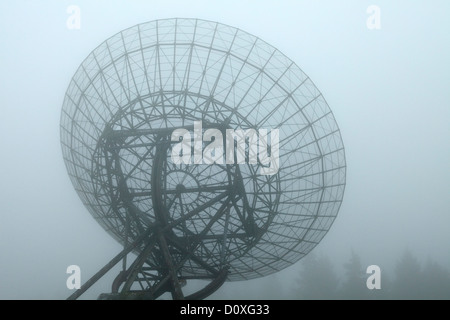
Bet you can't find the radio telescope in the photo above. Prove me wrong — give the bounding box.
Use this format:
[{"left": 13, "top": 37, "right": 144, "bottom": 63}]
[{"left": 61, "top": 18, "right": 346, "bottom": 300}]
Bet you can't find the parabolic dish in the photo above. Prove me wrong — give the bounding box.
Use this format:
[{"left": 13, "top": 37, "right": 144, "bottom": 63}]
[{"left": 60, "top": 18, "right": 346, "bottom": 281}]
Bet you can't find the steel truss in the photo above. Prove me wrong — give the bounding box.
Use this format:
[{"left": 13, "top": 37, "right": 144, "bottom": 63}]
[{"left": 61, "top": 18, "right": 346, "bottom": 299}]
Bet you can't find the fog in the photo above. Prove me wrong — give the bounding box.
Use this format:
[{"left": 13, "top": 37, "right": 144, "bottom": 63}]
[{"left": 0, "top": 0, "right": 449, "bottom": 299}]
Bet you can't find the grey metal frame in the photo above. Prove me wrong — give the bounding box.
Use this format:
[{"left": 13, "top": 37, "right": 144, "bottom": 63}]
[{"left": 61, "top": 18, "right": 346, "bottom": 299}]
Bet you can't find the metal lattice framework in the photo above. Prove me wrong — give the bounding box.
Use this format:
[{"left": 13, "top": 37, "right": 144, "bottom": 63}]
[{"left": 61, "top": 18, "right": 346, "bottom": 299}]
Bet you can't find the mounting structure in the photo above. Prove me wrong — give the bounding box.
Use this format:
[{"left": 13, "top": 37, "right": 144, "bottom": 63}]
[{"left": 60, "top": 18, "right": 346, "bottom": 300}]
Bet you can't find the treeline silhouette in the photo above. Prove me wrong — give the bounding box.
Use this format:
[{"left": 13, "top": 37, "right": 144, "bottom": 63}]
[{"left": 292, "top": 249, "right": 450, "bottom": 300}]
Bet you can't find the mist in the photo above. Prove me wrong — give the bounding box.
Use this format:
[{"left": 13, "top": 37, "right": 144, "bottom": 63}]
[{"left": 0, "top": 0, "right": 449, "bottom": 300}]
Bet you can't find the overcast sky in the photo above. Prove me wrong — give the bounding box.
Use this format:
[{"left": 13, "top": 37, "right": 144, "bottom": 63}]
[{"left": 0, "top": 0, "right": 449, "bottom": 299}]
